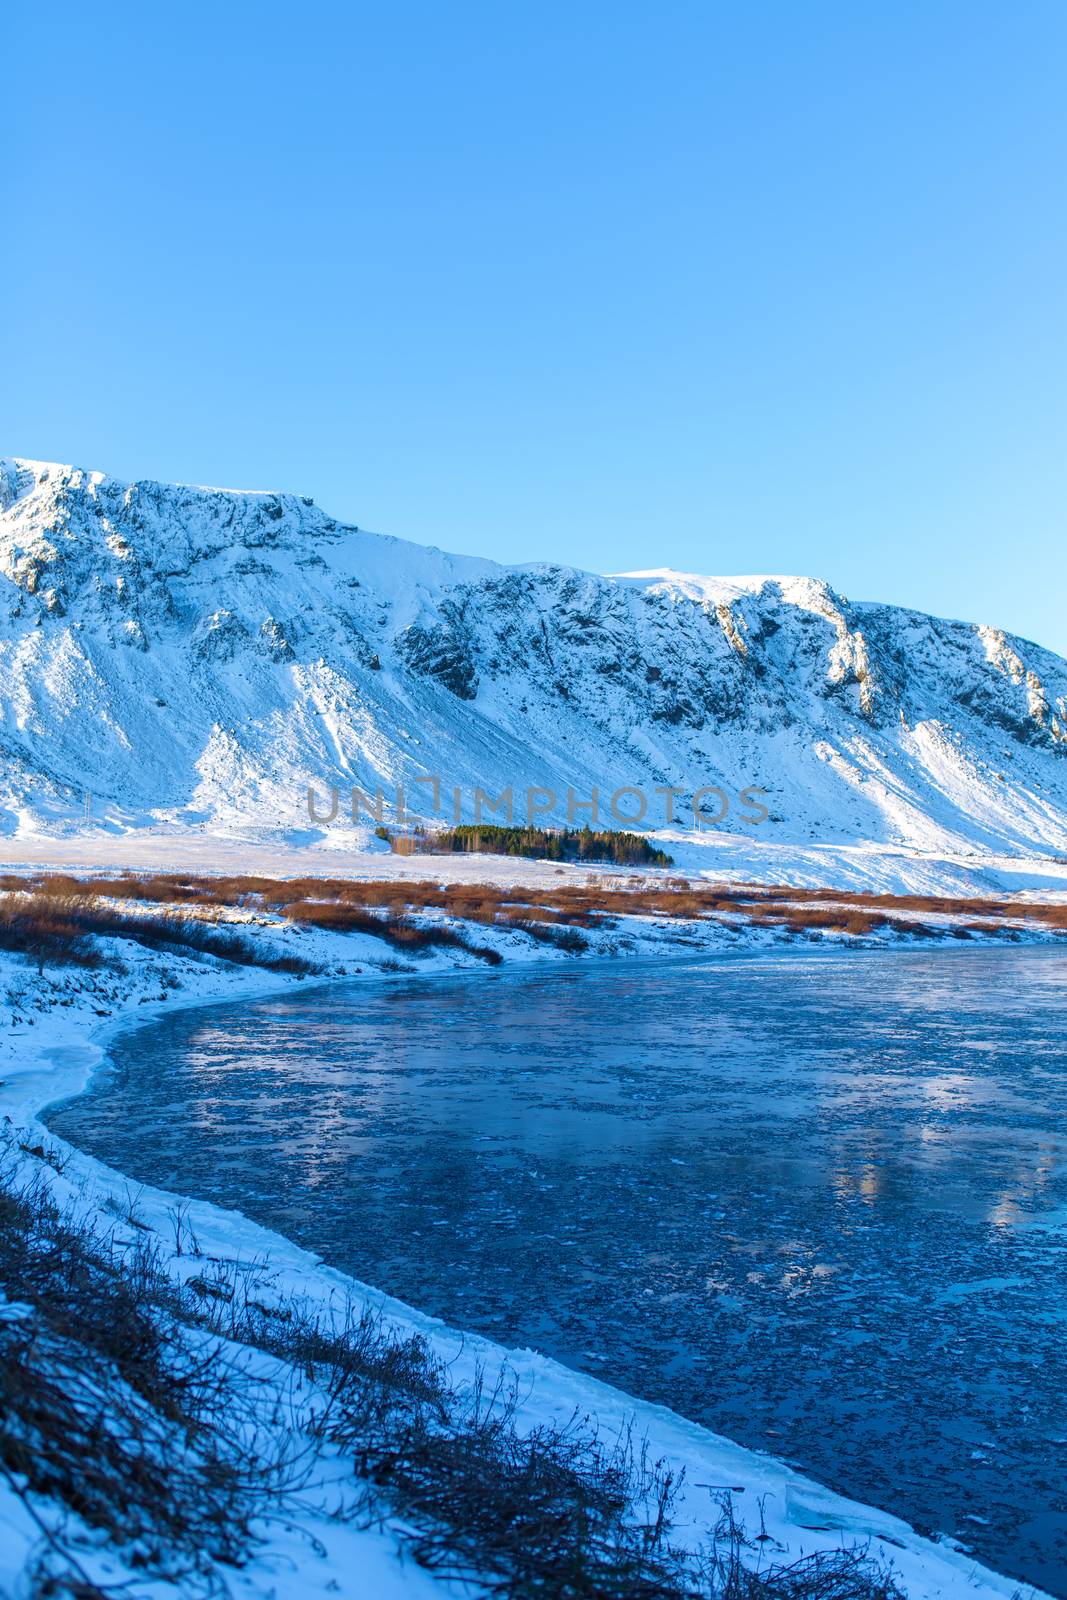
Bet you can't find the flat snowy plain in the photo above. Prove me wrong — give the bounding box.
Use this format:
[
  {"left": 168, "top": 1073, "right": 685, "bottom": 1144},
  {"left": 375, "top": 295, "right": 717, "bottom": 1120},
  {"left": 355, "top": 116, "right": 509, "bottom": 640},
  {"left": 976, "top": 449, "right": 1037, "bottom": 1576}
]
[{"left": 4, "top": 829, "right": 1067, "bottom": 899}]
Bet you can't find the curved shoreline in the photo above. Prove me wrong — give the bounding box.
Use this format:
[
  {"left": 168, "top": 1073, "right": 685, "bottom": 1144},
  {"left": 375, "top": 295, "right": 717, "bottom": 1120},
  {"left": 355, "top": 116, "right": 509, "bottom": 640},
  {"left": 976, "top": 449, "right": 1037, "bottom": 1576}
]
[{"left": 2, "top": 934, "right": 1056, "bottom": 1600}]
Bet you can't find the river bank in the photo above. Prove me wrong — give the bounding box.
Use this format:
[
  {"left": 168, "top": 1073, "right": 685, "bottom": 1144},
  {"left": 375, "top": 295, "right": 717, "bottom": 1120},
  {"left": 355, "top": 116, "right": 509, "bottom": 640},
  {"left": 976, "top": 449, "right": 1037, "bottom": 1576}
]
[{"left": 0, "top": 885, "right": 1060, "bottom": 1600}]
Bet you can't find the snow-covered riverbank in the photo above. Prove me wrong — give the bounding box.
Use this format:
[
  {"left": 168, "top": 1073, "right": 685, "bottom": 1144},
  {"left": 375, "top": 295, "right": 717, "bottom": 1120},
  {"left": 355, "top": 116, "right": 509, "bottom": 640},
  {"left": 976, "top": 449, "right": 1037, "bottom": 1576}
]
[{"left": 0, "top": 901, "right": 1059, "bottom": 1600}]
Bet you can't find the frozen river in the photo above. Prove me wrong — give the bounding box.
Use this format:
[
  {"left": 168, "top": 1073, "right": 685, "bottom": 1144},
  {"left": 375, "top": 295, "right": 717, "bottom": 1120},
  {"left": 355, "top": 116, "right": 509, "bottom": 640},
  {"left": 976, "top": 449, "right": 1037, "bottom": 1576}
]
[{"left": 49, "top": 947, "right": 1067, "bottom": 1593}]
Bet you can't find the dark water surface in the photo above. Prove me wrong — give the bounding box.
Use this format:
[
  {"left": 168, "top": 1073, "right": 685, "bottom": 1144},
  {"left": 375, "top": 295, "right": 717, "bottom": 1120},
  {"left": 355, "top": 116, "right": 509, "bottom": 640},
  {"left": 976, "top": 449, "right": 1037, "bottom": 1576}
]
[{"left": 49, "top": 949, "right": 1067, "bottom": 1593}]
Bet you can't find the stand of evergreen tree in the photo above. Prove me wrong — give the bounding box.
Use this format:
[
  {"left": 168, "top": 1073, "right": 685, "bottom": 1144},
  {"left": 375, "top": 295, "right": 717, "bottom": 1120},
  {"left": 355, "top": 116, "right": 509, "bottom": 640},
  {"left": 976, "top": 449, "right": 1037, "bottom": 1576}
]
[{"left": 419, "top": 824, "right": 672, "bottom": 867}]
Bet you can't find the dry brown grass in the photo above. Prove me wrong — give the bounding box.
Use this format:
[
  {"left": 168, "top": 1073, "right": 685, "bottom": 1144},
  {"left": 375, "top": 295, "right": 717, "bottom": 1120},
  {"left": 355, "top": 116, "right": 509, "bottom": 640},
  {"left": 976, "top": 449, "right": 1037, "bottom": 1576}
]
[
  {"left": 0, "top": 873, "right": 1063, "bottom": 969},
  {"left": 711, "top": 883, "right": 1067, "bottom": 928},
  {"left": 0, "top": 888, "right": 320, "bottom": 975},
  {"left": 2, "top": 1142, "right": 902, "bottom": 1600},
  {"left": 0, "top": 1157, "right": 265, "bottom": 1580}
]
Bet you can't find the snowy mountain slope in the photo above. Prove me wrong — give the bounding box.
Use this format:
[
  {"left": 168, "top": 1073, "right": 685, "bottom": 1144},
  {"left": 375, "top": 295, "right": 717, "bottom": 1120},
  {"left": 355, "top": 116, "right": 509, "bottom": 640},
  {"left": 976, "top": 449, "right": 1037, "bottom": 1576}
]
[{"left": 1, "top": 457, "right": 1065, "bottom": 873}]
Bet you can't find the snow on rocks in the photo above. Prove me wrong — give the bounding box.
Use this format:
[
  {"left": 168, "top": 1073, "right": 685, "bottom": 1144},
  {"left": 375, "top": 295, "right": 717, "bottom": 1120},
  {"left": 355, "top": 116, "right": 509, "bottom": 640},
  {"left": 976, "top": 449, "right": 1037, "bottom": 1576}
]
[{"left": 1, "top": 458, "right": 1066, "bottom": 882}]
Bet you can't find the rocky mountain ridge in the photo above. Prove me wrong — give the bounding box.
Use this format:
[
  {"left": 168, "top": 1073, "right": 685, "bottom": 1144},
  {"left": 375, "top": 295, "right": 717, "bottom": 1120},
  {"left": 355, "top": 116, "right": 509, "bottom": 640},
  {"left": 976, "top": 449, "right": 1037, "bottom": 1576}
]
[{"left": 1, "top": 457, "right": 1065, "bottom": 870}]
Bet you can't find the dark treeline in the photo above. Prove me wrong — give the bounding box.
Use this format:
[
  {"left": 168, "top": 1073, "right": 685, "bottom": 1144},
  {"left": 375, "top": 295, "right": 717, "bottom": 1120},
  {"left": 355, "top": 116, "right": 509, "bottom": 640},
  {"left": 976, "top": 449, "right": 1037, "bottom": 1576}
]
[{"left": 417, "top": 825, "right": 673, "bottom": 867}]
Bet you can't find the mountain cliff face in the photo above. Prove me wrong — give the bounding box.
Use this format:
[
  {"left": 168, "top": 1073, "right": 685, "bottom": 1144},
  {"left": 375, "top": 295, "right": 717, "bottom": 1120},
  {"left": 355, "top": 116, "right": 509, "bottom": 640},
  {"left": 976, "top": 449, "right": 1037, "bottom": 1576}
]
[{"left": 1, "top": 457, "right": 1066, "bottom": 866}]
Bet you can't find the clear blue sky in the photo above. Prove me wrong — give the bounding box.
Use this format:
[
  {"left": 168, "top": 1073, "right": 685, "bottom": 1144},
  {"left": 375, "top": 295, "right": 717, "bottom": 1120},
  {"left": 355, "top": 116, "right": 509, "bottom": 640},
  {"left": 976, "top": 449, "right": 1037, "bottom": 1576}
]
[{"left": 6, "top": 2, "right": 1066, "bottom": 653}]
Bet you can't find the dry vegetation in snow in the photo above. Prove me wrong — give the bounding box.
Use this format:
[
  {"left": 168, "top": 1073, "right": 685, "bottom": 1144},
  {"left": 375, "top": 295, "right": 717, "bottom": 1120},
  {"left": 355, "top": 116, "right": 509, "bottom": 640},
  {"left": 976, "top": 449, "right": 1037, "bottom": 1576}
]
[
  {"left": 0, "top": 1139, "right": 903, "bottom": 1600},
  {"left": 0, "top": 872, "right": 1064, "bottom": 971}
]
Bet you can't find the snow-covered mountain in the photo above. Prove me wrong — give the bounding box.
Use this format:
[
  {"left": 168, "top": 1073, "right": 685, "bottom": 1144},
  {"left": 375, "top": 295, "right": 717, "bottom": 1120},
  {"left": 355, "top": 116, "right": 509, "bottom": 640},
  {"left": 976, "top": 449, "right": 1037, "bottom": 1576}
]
[{"left": 1, "top": 457, "right": 1066, "bottom": 881}]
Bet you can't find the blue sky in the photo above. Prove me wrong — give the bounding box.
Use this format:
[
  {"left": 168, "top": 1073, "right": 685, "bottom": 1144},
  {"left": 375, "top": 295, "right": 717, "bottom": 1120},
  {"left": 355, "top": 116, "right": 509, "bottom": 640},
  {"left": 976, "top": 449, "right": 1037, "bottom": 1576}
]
[{"left": 6, "top": 2, "right": 1066, "bottom": 652}]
